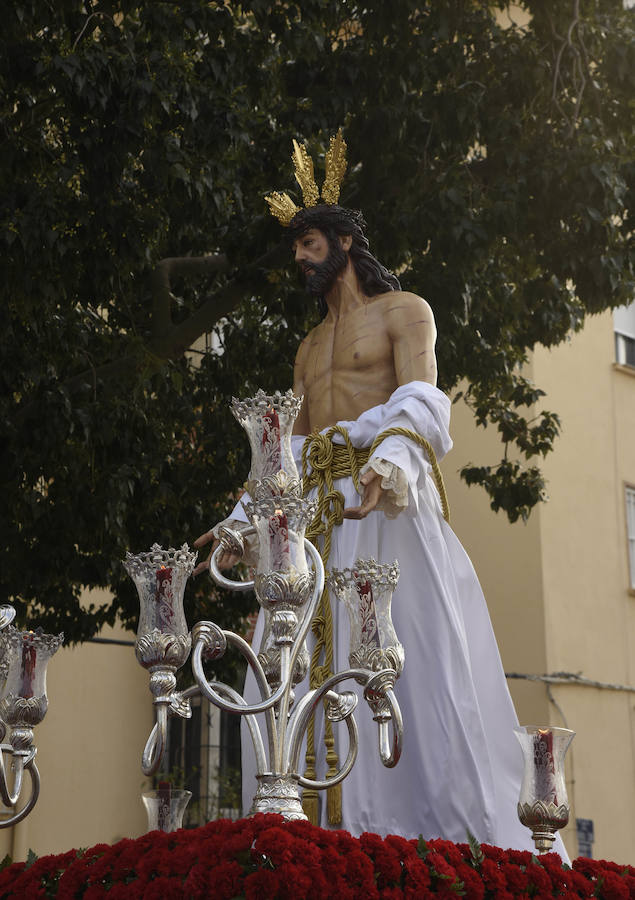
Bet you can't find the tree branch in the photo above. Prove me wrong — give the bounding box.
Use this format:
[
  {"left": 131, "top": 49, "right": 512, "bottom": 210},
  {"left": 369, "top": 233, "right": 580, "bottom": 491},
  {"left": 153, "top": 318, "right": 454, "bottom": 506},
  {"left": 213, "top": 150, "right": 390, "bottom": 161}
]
[
  {"left": 148, "top": 242, "right": 287, "bottom": 357},
  {"left": 15, "top": 242, "right": 288, "bottom": 415},
  {"left": 151, "top": 254, "right": 229, "bottom": 340}
]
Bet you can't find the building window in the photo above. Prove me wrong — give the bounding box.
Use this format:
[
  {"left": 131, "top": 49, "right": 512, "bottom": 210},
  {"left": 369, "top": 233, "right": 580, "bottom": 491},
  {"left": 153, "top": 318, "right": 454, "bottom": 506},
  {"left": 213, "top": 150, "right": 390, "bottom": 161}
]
[
  {"left": 626, "top": 487, "right": 635, "bottom": 591},
  {"left": 614, "top": 301, "right": 635, "bottom": 367},
  {"left": 164, "top": 697, "right": 242, "bottom": 826}
]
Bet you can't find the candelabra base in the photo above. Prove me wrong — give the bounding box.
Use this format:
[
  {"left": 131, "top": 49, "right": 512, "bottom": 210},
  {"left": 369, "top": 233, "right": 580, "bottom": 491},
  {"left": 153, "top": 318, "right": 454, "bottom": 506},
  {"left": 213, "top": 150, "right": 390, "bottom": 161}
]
[
  {"left": 517, "top": 800, "right": 569, "bottom": 854},
  {"left": 248, "top": 774, "right": 308, "bottom": 821}
]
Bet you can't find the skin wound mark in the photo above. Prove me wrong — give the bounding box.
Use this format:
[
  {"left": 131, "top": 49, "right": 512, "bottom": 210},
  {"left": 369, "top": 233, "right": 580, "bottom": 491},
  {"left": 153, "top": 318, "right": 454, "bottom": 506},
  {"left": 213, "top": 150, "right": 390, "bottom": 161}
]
[
  {"left": 406, "top": 320, "right": 429, "bottom": 326},
  {"left": 341, "top": 334, "right": 367, "bottom": 350},
  {"left": 416, "top": 349, "right": 431, "bottom": 357},
  {"left": 387, "top": 305, "right": 407, "bottom": 313}
]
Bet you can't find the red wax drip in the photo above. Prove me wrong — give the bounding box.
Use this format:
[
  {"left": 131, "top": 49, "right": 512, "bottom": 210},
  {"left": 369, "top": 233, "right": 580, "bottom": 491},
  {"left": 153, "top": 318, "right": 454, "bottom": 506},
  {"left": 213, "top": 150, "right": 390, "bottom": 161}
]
[
  {"left": 268, "top": 510, "right": 290, "bottom": 569},
  {"left": 262, "top": 409, "right": 281, "bottom": 470},
  {"left": 356, "top": 580, "right": 379, "bottom": 645},
  {"left": 20, "top": 639, "right": 37, "bottom": 699},
  {"left": 156, "top": 566, "right": 175, "bottom": 630}
]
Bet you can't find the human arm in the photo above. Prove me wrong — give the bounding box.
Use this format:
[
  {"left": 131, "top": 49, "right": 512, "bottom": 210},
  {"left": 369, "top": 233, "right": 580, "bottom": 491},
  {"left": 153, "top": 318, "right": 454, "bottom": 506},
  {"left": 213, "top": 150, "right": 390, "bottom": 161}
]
[
  {"left": 192, "top": 530, "right": 241, "bottom": 575},
  {"left": 344, "top": 295, "right": 438, "bottom": 519},
  {"left": 387, "top": 292, "right": 438, "bottom": 388}
]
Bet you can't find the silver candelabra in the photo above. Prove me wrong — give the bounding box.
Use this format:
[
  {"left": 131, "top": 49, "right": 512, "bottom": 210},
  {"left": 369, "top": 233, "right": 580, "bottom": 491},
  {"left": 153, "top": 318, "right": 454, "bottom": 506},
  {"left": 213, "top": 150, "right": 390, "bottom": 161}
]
[{"left": 125, "top": 389, "right": 405, "bottom": 822}]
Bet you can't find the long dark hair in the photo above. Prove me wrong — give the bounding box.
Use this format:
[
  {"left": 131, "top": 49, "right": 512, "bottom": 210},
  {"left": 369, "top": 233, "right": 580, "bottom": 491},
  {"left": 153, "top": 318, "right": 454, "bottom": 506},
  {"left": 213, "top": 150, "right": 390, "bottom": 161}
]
[{"left": 288, "top": 205, "right": 401, "bottom": 316}]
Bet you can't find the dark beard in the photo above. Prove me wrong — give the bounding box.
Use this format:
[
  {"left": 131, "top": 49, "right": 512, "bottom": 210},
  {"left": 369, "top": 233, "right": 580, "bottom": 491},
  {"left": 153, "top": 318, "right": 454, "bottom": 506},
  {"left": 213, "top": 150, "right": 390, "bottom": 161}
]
[{"left": 299, "top": 241, "right": 348, "bottom": 298}]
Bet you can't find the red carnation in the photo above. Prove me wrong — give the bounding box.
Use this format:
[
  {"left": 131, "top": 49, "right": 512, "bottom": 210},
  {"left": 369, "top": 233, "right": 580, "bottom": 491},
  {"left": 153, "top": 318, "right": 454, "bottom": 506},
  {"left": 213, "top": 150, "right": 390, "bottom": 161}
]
[
  {"left": 480, "top": 857, "right": 506, "bottom": 892},
  {"left": 481, "top": 843, "right": 506, "bottom": 863},
  {"left": 501, "top": 862, "right": 529, "bottom": 893},
  {"left": 461, "top": 865, "right": 486, "bottom": 900},
  {"left": 244, "top": 868, "right": 281, "bottom": 900},
  {"left": 598, "top": 871, "right": 630, "bottom": 900},
  {"left": 141, "top": 876, "right": 188, "bottom": 899},
  {"left": 82, "top": 885, "right": 108, "bottom": 899},
  {"left": 506, "top": 849, "right": 533, "bottom": 867}
]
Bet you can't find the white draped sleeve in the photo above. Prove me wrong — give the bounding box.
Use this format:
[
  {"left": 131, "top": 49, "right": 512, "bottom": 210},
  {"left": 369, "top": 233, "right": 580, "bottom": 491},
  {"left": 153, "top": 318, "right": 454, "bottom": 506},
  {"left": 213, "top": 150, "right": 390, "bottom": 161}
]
[{"left": 321, "top": 381, "right": 453, "bottom": 517}]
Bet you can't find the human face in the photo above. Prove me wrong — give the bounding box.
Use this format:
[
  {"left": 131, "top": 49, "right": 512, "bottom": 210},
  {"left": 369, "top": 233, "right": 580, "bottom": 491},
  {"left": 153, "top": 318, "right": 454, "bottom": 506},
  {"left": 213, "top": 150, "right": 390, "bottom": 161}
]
[
  {"left": 293, "top": 229, "right": 329, "bottom": 273},
  {"left": 292, "top": 228, "right": 348, "bottom": 297}
]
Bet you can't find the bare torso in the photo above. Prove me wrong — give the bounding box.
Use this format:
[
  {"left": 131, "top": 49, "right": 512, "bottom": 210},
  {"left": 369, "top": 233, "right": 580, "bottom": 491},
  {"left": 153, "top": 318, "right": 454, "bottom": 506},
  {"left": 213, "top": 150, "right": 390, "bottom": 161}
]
[{"left": 293, "top": 290, "right": 437, "bottom": 434}]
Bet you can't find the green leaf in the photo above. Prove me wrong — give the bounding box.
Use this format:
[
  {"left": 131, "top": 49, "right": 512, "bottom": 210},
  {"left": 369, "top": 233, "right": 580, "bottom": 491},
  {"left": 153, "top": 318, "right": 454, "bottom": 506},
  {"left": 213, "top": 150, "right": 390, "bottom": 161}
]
[
  {"left": 417, "top": 834, "right": 429, "bottom": 859},
  {"left": 466, "top": 829, "right": 484, "bottom": 867}
]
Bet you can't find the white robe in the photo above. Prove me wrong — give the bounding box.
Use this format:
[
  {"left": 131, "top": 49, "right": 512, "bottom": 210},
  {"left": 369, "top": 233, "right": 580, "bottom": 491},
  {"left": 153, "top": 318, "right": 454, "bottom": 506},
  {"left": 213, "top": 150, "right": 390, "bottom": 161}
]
[{"left": 234, "top": 382, "right": 568, "bottom": 859}]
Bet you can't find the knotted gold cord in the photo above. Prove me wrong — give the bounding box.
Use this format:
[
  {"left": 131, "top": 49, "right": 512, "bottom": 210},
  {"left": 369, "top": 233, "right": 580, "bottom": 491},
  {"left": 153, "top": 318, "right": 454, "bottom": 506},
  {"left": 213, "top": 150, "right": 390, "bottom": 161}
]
[{"left": 300, "top": 425, "right": 450, "bottom": 825}]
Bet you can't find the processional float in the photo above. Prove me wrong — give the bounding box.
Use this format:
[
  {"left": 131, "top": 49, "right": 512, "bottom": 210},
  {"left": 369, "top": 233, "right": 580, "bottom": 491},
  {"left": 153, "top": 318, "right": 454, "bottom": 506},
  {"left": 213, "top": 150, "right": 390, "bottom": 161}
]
[{"left": 125, "top": 389, "right": 574, "bottom": 852}]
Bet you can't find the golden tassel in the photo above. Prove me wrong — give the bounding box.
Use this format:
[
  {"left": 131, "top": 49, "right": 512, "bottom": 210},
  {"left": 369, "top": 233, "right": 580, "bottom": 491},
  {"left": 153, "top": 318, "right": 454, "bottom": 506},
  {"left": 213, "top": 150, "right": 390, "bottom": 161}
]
[
  {"left": 325, "top": 723, "right": 342, "bottom": 825},
  {"left": 302, "top": 789, "right": 320, "bottom": 825},
  {"left": 327, "top": 783, "right": 342, "bottom": 825},
  {"left": 301, "top": 750, "right": 319, "bottom": 825}
]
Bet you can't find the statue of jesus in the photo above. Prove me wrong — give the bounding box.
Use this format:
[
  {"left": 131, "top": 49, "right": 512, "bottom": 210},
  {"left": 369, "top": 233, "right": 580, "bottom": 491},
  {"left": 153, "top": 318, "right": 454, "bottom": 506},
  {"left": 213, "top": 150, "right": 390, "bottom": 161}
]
[{"left": 196, "top": 135, "right": 569, "bottom": 860}]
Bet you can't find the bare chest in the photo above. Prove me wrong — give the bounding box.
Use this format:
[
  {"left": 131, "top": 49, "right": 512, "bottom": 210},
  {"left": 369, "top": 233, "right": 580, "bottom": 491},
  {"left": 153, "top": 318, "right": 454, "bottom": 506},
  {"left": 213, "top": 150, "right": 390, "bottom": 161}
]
[{"left": 303, "top": 311, "right": 393, "bottom": 388}]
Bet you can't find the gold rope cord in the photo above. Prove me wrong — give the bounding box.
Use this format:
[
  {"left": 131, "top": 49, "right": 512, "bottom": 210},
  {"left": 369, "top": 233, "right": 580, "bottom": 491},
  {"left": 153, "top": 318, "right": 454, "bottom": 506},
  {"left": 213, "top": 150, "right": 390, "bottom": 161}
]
[{"left": 299, "top": 425, "right": 450, "bottom": 824}]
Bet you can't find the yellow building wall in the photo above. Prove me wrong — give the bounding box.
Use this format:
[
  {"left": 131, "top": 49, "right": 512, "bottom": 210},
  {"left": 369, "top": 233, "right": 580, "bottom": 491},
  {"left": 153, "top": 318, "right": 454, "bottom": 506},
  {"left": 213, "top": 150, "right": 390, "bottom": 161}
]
[
  {"left": 535, "top": 313, "right": 635, "bottom": 864},
  {"left": 443, "top": 311, "right": 635, "bottom": 863},
  {"left": 0, "top": 608, "right": 153, "bottom": 861}
]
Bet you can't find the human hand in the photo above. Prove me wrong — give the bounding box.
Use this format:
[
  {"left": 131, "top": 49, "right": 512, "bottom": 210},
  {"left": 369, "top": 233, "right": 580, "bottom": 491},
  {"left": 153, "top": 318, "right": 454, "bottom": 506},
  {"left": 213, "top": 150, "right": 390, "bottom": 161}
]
[
  {"left": 192, "top": 529, "right": 241, "bottom": 576},
  {"left": 342, "top": 470, "right": 385, "bottom": 520}
]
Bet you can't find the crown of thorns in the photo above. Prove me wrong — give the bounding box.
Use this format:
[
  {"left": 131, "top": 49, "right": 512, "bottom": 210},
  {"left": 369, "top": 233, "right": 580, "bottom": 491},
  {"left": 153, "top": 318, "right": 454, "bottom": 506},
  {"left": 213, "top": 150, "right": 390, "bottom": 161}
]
[{"left": 265, "top": 129, "right": 347, "bottom": 226}]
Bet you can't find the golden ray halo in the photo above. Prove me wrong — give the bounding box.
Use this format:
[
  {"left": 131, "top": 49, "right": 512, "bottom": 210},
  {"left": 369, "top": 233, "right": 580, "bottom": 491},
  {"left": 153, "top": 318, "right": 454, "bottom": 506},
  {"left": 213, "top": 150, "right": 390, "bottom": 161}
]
[{"left": 265, "top": 129, "right": 348, "bottom": 226}]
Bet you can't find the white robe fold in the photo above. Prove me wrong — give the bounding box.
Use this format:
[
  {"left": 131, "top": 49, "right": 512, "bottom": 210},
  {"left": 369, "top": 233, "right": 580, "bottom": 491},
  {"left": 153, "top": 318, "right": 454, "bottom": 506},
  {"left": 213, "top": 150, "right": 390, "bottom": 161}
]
[{"left": 235, "top": 382, "right": 568, "bottom": 859}]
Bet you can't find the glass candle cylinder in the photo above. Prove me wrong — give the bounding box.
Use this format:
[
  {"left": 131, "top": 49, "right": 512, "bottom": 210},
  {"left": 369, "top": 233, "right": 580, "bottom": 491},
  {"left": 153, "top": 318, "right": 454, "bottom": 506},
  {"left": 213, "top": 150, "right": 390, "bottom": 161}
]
[
  {"left": 142, "top": 784, "right": 192, "bottom": 833},
  {"left": 515, "top": 725, "right": 575, "bottom": 853},
  {"left": 328, "top": 558, "right": 403, "bottom": 677},
  {"left": 231, "top": 390, "right": 303, "bottom": 497},
  {"left": 0, "top": 627, "right": 64, "bottom": 728},
  {"left": 243, "top": 496, "right": 316, "bottom": 610},
  {"left": 123, "top": 544, "right": 196, "bottom": 672}
]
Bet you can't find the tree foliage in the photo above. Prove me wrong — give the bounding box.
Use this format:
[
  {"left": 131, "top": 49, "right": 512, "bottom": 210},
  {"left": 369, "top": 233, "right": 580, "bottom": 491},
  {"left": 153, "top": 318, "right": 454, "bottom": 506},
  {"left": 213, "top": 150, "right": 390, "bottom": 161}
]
[{"left": 1, "top": 0, "right": 634, "bottom": 639}]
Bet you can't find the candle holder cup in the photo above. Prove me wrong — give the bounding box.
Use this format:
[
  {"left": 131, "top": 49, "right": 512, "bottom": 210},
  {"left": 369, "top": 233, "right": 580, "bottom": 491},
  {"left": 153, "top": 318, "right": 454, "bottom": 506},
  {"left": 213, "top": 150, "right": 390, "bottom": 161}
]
[
  {"left": 231, "top": 389, "right": 303, "bottom": 497},
  {"left": 142, "top": 787, "right": 192, "bottom": 833},
  {"left": 124, "top": 544, "right": 197, "bottom": 775},
  {"left": 515, "top": 725, "right": 575, "bottom": 853},
  {"left": 0, "top": 624, "right": 63, "bottom": 825}
]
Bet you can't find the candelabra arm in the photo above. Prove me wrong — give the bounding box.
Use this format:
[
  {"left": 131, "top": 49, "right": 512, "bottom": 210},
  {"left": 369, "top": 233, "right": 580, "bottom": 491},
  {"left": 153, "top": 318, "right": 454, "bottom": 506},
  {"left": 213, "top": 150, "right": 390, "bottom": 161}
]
[
  {"left": 285, "top": 668, "right": 368, "bottom": 774},
  {"left": 273, "top": 540, "right": 325, "bottom": 770},
  {"left": 377, "top": 688, "right": 403, "bottom": 768},
  {"left": 141, "top": 682, "right": 268, "bottom": 777},
  {"left": 142, "top": 702, "right": 168, "bottom": 777},
  {"left": 289, "top": 540, "right": 325, "bottom": 674},
  {"left": 206, "top": 680, "right": 268, "bottom": 774},
  {"left": 192, "top": 633, "right": 285, "bottom": 715},
  {"left": 0, "top": 745, "right": 26, "bottom": 807},
  {"left": 192, "top": 540, "right": 324, "bottom": 722},
  {"left": 298, "top": 694, "right": 359, "bottom": 790},
  {"left": 209, "top": 533, "right": 256, "bottom": 592},
  {"left": 0, "top": 758, "right": 40, "bottom": 829},
  {"left": 191, "top": 629, "right": 279, "bottom": 764}
]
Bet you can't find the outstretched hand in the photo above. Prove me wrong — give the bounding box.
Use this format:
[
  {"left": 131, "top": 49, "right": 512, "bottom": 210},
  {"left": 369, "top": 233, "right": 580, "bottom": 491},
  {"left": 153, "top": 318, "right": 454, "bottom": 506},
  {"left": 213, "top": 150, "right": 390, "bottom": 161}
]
[
  {"left": 192, "top": 529, "right": 241, "bottom": 576},
  {"left": 342, "top": 470, "right": 385, "bottom": 520}
]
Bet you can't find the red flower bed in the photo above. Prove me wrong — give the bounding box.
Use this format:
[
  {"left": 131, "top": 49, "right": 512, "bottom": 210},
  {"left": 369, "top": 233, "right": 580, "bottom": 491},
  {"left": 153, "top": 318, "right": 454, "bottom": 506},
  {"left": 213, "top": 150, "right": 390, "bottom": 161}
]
[{"left": 0, "top": 814, "right": 632, "bottom": 899}]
